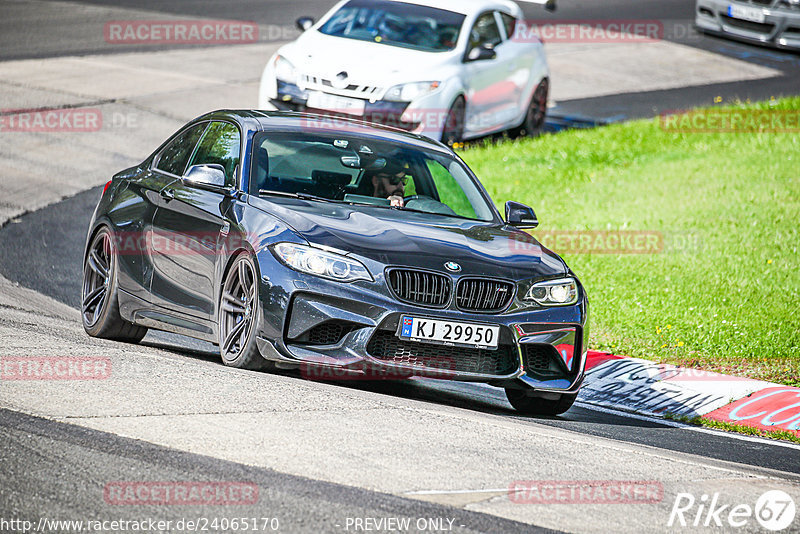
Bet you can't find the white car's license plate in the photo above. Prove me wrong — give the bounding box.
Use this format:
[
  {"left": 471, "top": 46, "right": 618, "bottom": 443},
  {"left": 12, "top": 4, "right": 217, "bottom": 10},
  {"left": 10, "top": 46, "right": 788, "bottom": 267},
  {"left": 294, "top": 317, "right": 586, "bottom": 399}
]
[
  {"left": 306, "top": 91, "right": 365, "bottom": 115},
  {"left": 727, "top": 4, "right": 766, "bottom": 23},
  {"left": 398, "top": 316, "right": 500, "bottom": 349}
]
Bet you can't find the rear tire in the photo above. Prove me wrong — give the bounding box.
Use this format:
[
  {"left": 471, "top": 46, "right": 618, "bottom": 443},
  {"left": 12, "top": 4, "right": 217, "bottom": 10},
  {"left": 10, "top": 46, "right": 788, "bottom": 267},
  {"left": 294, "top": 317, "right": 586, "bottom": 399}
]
[
  {"left": 505, "top": 387, "right": 577, "bottom": 416},
  {"left": 510, "top": 79, "right": 548, "bottom": 139},
  {"left": 218, "top": 253, "right": 271, "bottom": 370},
  {"left": 81, "top": 227, "right": 147, "bottom": 342}
]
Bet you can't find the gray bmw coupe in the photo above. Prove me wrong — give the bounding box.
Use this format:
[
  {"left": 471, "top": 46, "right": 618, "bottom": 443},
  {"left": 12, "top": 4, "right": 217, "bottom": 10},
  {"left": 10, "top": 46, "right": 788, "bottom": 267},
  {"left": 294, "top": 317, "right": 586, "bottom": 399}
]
[{"left": 82, "top": 110, "right": 588, "bottom": 415}]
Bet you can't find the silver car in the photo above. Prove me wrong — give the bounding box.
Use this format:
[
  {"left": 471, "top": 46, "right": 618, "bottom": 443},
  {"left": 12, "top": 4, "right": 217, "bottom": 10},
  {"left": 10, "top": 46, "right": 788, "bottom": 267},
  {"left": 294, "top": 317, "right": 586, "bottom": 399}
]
[{"left": 696, "top": 0, "right": 800, "bottom": 50}]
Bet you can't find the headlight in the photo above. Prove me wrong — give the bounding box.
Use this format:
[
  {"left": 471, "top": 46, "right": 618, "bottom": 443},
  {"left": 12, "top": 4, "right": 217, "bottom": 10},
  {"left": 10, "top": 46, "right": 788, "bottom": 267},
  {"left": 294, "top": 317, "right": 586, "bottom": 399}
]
[
  {"left": 272, "top": 243, "right": 372, "bottom": 283},
  {"left": 274, "top": 55, "right": 298, "bottom": 84},
  {"left": 383, "top": 81, "right": 441, "bottom": 102},
  {"left": 524, "top": 277, "right": 578, "bottom": 306}
]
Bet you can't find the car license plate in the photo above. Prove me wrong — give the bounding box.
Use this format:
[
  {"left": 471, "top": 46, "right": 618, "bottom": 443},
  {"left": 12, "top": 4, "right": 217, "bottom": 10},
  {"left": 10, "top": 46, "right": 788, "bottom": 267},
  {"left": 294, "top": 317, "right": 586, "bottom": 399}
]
[
  {"left": 306, "top": 91, "right": 366, "bottom": 115},
  {"left": 727, "top": 4, "right": 766, "bottom": 23},
  {"left": 398, "top": 316, "right": 500, "bottom": 349}
]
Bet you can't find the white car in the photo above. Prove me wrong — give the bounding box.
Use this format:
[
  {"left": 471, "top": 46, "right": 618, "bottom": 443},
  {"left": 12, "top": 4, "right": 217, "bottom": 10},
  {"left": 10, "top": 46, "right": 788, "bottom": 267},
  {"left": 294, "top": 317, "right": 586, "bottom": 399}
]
[{"left": 258, "top": 0, "right": 551, "bottom": 144}]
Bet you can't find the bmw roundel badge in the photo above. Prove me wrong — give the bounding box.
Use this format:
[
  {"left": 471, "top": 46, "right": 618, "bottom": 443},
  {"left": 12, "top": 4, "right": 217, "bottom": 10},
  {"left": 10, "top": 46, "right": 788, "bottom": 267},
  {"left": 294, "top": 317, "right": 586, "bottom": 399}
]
[{"left": 444, "top": 261, "right": 461, "bottom": 272}]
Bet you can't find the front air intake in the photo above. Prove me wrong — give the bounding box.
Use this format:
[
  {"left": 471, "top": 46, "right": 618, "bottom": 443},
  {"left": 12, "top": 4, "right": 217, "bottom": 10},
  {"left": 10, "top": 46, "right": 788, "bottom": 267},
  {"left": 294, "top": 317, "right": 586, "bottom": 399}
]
[
  {"left": 387, "top": 269, "right": 451, "bottom": 307},
  {"left": 456, "top": 278, "right": 514, "bottom": 312}
]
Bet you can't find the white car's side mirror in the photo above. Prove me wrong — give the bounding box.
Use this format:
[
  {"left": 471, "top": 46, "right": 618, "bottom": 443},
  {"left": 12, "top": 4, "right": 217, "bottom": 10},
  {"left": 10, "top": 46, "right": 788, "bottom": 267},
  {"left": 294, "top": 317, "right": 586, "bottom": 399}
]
[
  {"left": 466, "top": 45, "right": 497, "bottom": 62},
  {"left": 296, "top": 17, "right": 314, "bottom": 32}
]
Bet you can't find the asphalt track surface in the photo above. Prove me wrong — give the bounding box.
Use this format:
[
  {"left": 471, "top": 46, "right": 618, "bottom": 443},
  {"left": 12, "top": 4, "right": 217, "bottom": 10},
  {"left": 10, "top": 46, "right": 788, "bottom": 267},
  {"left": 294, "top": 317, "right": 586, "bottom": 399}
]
[
  {"left": 0, "top": 409, "right": 550, "bottom": 534},
  {"left": 0, "top": 186, "right": 798, "bottom": 477}
]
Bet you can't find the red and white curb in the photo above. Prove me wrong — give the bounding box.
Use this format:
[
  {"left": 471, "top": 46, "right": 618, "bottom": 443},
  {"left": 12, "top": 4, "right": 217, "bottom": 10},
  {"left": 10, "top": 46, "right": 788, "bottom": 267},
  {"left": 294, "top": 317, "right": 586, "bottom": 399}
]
[{"left": 579, "top": 351, "right": 800, "bottom": 435}]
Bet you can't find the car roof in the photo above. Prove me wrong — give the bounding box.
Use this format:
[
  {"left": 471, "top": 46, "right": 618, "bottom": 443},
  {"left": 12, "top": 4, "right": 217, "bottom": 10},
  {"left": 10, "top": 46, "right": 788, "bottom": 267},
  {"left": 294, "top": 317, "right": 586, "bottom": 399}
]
[
  {"left": 410, "top": 0, "right": 520, "bottom": 16},
  {"left": 194, "top": 109, "right": 453, "bottom": 154},
  {"left": 337, "top": 0, "right": 521, "bottom": 17}
]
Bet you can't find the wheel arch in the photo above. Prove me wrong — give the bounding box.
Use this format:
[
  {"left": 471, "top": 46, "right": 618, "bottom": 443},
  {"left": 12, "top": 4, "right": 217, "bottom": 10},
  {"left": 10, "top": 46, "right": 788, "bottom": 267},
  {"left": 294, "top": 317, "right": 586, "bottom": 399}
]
[
  {"left": 215, "top": 244, "right": 262, "bottom": 331},
  {"left": 83, "top": 219, "right": 113, "bottom": 264}
]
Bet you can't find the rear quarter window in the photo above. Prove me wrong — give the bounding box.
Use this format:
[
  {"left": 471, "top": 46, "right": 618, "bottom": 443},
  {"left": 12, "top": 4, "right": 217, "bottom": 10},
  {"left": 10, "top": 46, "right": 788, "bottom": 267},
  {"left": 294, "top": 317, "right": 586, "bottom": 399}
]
[{"left": 155, "top": 123, "right": 207, "bottom": 176}]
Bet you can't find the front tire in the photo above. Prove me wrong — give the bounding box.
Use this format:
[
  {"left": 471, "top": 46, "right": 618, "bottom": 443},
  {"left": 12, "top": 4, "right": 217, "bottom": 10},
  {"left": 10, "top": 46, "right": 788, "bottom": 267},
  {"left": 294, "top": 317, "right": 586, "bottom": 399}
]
[
  {"left": 510, "top": 79, "right": 548, "bottom": 139},
  {"left": 82, "top": 227, "right": 147, "bottom": 342},
  {"left": 218, "top": 253, "right": 270, "bottom": 370},
  {"left": 441, "top": 97, "right": 465, "bottom": 147},
  {"left": 505, "top": 387, "right": 577, "bottom": 416}
]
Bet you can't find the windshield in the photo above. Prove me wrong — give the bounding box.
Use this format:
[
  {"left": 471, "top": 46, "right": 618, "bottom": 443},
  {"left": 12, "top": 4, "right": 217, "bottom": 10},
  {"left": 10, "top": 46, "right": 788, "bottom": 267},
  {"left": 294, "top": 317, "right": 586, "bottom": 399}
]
[
  {"left": 318, "top": 0, "right": 465, "bottom": 53},
  {"left": 249, "top": 131, "right": 495, "bottom": 222}
]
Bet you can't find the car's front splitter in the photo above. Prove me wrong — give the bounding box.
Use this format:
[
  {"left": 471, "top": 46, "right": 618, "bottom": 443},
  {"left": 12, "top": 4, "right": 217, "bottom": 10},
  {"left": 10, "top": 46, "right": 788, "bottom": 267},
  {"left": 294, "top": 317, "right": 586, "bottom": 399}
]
[{"left": 254, "top": 286, "right": 587, "bottom": 393}]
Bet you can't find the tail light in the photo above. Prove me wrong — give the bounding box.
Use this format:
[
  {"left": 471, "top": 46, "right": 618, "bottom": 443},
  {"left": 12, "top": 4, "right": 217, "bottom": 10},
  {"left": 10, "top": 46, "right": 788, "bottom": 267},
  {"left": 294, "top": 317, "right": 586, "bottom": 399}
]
[{"left": 102, "top": 180, "right": 112, "bottom": 197}]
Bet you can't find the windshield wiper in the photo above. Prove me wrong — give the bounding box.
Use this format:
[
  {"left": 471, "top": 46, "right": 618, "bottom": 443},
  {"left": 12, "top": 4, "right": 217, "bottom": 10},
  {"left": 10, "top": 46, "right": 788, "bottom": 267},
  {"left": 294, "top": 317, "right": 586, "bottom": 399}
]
[{"left": 259, "top": 190, "right": 338, "bottom": 203}]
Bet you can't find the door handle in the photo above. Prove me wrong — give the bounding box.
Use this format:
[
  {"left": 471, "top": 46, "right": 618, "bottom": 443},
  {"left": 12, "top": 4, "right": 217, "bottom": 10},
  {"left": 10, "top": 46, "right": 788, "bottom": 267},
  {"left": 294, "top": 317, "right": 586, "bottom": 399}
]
[{"left": 160, "top": 189, "right": 175, "bottom": 201}]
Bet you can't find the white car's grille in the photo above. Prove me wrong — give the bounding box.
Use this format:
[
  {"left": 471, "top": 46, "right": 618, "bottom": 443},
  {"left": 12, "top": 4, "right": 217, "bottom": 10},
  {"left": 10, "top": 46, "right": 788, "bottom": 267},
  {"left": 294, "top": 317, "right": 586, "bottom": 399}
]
[{"left": 300, "top": 74, "right": 383, "bottom": 100}]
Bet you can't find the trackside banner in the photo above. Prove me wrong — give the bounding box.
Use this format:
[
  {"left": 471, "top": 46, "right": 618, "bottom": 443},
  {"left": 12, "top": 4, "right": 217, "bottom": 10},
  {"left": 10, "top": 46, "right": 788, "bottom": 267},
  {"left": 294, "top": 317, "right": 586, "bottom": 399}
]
[{"left": 581, "top": 351, "right": 800, "bottom": 436}]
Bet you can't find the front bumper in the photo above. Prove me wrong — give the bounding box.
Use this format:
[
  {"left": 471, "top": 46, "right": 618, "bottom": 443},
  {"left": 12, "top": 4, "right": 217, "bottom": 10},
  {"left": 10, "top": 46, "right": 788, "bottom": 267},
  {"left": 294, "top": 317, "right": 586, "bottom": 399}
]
[
  {"left": 271, "top": 81, "right": 437, "bottom": 137},
  {"left": 696, "top": 0, "right": 800, "bottom": 50},
  {"left": 253, "top": 255, "right": 588, "bottom": 393}
]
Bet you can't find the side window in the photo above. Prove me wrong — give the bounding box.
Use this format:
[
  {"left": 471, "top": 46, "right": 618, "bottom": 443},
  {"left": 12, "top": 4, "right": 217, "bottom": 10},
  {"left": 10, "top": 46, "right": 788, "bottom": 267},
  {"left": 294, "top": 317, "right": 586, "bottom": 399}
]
[
  {"left": 154, "top": 122, "right": 207, "bottom": 176},
  {"left": 187, "top": 121, "right": 241, "bottom": 187},
  {"left": 469, "top": 12, "right": 502, "bottom": 50},
  {"left": 499, "top": 12, "right": 517, "bottom": 41}
]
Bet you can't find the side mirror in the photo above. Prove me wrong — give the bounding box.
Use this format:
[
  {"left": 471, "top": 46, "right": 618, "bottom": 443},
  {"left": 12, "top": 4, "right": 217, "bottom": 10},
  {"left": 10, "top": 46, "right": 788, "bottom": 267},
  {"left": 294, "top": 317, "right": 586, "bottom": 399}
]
[
  {"left": 183, "top": 164, "right": 227, "bottom": 190},
  {"left": 505, "top": 201, "right": 538, "bottom": 228},
  {"left": 296, "top": 17, "right": 315, "bottom": 31},
  {"left": 466, "top": 44, "right": 497, "bottom": 62}
]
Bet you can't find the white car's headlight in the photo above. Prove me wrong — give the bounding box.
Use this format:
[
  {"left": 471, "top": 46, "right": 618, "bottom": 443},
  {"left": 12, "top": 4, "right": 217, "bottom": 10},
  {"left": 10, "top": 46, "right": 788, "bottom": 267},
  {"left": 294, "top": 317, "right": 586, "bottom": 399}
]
[
  {"left": 274, "top": 55, "right": 298, "bottom": 85},
  {"left": 272, "top": 243, "right": 372, "bottom": 283},
  {"left": 383, "top": 81, "right": 441, "bottom": 102},
  {"left": 524, "top": 277, "right": 578, "bottom": 306}
]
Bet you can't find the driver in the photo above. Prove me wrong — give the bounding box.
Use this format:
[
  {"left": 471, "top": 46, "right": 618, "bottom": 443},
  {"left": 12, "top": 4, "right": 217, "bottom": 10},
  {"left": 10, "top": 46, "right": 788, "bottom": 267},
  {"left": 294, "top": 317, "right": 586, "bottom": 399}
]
[{"left": 366, "top": 161, "right": 408, "bottom": 207}]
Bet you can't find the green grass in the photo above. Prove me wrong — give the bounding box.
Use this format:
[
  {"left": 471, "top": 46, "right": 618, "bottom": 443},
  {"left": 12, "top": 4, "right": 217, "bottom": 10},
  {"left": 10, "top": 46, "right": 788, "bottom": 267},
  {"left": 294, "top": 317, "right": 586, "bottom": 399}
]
[
  {"left": 664, "top": 414, "right": 800, "bottom": 444},
  {"left": 460, "top": 97, "right": 800, "bottom": 386}
]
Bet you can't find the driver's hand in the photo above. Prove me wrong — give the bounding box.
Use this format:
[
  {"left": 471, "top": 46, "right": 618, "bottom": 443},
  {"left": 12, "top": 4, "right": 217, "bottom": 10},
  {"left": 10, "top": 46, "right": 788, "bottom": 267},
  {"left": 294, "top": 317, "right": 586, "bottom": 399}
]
[{"left": 388, "top": 195, "right": 404, "bottom": 208}]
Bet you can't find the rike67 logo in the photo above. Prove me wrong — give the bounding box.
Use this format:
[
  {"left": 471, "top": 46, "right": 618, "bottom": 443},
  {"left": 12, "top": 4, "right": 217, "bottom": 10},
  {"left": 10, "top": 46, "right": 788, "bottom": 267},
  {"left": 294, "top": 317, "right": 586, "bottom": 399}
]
[{"left": 668, "top": 490, "right": 796, "bottom": 531}]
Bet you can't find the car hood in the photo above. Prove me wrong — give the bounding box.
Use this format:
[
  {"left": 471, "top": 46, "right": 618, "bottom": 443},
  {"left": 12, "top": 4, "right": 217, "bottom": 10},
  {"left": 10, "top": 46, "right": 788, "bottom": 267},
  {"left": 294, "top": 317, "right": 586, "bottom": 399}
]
[
  {"left": 282, "top": 31, "right": 456, "bottom": 86},
  {"left": 258, "top": 199, "right": 567, "bottom": 280}
]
